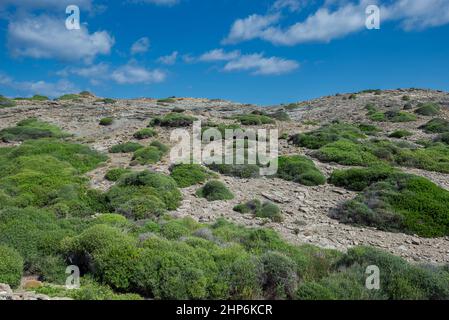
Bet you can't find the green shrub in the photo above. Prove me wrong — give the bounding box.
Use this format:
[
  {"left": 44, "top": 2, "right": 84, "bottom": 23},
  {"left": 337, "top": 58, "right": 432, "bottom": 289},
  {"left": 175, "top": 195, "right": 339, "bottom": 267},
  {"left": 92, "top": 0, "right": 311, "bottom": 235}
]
[
  {"left": 117, "top": 196, "right": 166, "bottom": 220},
  {"left": 402, "top": 95, "right": 410, "bottom": 101},
  {"left": 109, "top": 142, "right": 143, "bottom": 153},
  {"left": 315, "top": 140, "right": 380, "bottom": 166},
  {"left": 99, "top": 117, "right": 114, "bottom": 126},
  {"left": 369, "top": 112, "right": 386, "bottom": 122},
  {"left": 0, "top": 245, "right": 23, "bottom": 287},
  {"left": 234, "top": 200, "right": 282, "bottom": 222},
  {"left": 196, "top": 180, "right": 234, "bottom": 201},
  {"left": 57, "top": 94, "right": 80, "bottom": 101},
  {"left": 207, "top": 163, "right": 261, "bottom": 179},
  {"left": 172, "top": 107, "right": 185, "bottom": 113},
  {"left": 415, "top": 103, "right": 440, "bottom": 116},
  {"left": 233, "top": 114, "right": 275, "bottom": 125},
  {"left": 394, "top": 144, "right": 449, "bottom": 173},
  {"left": 201, "top": 123, "right": 243, "bottom": 140},
  {"left": 150, "top": 113, "right": 197, "bottom": 127},
  {"left": 150, "top": 140, "right": 169, "bottom": 153},
  {"left": 102, "top": 98, "right": 116, "bottom": 104},
  {"left": 331, "top": 174, "right": 449, "bottom": 237},
  {"left": 389, "top": 130, "right": 413, "bottom": 139},
  {"left": 0, "top": 95, "right": 16, "bottom": 108},
  {"left": 260, "top": 252, "right": 298, "bottom": 299},
  {"left": 371, "top": 111, "right": 417, "bottom": 123},
  {"left": 0, "top": 118, "right": 68, "bottom": 142},
  {"left": 277, "top": 155, "right": 326, "bottom": 186},
  {"left": 16, "top": 95, "right": 49, "bottom": 101},
  {"left": 133, "top": 128, "right": 157, "bottom": 139},
  {"left": 329, "top": 165, "right": 398, "bottom": 191},
  {"left": 284, "top": 103, "right": 300, "bottom": 110},
  {"left": 132, "top": 146, "right": 164, "bottom": 164},
  {"left": 358, "top": 123, "right": 381, "bottom": 135},
  {"left": 420, "top": 118, "right": 449, "bottom": 133},
  {"left": 157, "top": 98, "right": 176, "bottom": 103},
  {"left": 105, "top": 168, "right": 132, "bottom": 182},
  {"left": 289, "top": 122, "right": 366, "bottom": 149},
  {"left": 269, "top": 110, "right": 290, "bottom": 121},
  {"left": 435, "top": 133, "right": 449, "bottom": 145},
  {"left": 170, "top": 164, "right": 213, "bottom": 187}
]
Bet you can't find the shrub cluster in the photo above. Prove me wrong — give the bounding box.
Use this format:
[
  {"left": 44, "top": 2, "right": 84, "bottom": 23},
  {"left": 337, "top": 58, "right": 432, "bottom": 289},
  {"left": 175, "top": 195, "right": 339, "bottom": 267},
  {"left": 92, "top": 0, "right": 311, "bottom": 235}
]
[
  {"left": 109, "top": 142, "right": 143, "bottom": 153},
  {"left": 132, "top": 141, "right": 169, "bottom": 165},
  {"left": 232, "top": 114, "right": 275, "bottom": 125},
  {"left": 0, "top": 95, "right": 17, "bottom": 108},
  {"left": 277, "top": 155, "right": 326, "bottom": 186},
  {"left": 133, "top": 128, "right": 157, "bottom": 140},
  {"left": 105, "top": 168, "right": 132, "bottom": 181},
  {"left": 0, "top": 245, "right": 23, "bottom": 287},
  {"left": 99, "top": 117, "right": 114, "bottom": 126},
  {"left": 150, "top": 113, "right": 197, "bottom": 127},
  {"left": 420, "top": 118, "right": 449, "bottom": 133},
  {"left": 196, "top": 180, "right": 234, "bottom": 201},
  {"left": 415, "top": 103, "right": 440, "bottom": 116},
  {"left": 234, "top": 199, "right": 282, "bottom": 222},
  {"left": 169, "top": 164, "right": 214, "bottom": 188},
  {"left": 0, "top": 118, "right": 68, "bottom": 142}
]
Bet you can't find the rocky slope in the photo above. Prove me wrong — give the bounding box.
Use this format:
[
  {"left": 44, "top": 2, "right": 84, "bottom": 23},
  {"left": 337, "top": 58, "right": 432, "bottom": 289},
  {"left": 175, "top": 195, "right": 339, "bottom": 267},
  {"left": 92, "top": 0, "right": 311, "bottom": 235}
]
[{"left": 1, "top": 88, "right": 449, "bottom": 264}]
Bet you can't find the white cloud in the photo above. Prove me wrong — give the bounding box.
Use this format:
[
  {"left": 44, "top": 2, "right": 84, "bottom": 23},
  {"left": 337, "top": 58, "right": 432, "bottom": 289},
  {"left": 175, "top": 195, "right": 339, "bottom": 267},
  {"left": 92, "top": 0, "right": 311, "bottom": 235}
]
[
  {"left": 223, "top": 0, "right": 449, "bottom": 46},
  {"left": 222, "top": 14, "right": 280, "bottom": 45},
  {"left": 131, "top": 37, "right": 150, "bottom": 55},
  {"left": 0, "top": 72, "right": 78, "bottom": 98},
  {"left": 157, "top": 51, "right": 178, "bottom": 65},
  {"left": 199, "top": 49, "right": 241, "bottom": 62},
  {"left": 272, "top": 0, "right": 303, "bottom": 12},
  {"left": 223, "top": 53, "right": 299, "bottom": 75},
  {"left": 111, "top": 64, "right": 166, "bottom": 84},
  {"left": 7, "top": 15, "right": 114, "bottom": 62},
  {"left": 0, "top": 0, "right": 93, "bottom": 12}
]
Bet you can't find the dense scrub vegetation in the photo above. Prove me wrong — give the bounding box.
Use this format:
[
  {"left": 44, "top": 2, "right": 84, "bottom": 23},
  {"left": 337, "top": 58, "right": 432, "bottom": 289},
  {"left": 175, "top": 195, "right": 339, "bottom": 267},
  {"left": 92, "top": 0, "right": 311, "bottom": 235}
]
[
  {"left": 415, "top": 103, "right": 440, "bottom": 116},
  {"left": 232, "top": 113, "right": 275, "bottom": 125},
  {"left": 330, "top": 168, "right": 449, "bottom": 237},
  {"left": 132, "top": 141, "right": 169, "bottom": 165},
  {"left": 99, "top": 117, "right": 114, "bottom": 126},
  {"left": 234, "top": 199, "right": 282, "bottom": 222},
  {"left": 277, "top": 155, "right": 326, "bottom": 186},
  {"left": 170, "top": 164, "right": 215, "bottom": 187},
  {"left": 133, "top": 128, "right": 157, "bottom": 139},
  {"left": 109, "top": 142, "right": 143, "bottom": 153},
  {"left": 420, "top": 118, "right": 449, "bottom": 133},
  {"left": 0, "top": 95, "right": 16, "bottom": 108},
  {"left": 0, "top": 118, "right": 69, "bottom": 142},
  {"left": 150, "top": 113, "right": 197, "bottom": 127},
  {"left": 196, "top": 180, "right": 234, "bottom": 201}
]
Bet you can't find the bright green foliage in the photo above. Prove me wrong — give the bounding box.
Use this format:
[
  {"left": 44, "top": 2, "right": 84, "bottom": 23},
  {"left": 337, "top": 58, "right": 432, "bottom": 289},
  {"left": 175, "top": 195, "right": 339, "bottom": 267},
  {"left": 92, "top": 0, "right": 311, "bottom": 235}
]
[
  {"left": 157, "top": 98, "right": 176, "bottom": 103},
  {"left": 290, "top": 122, "right": 366, "bottom": 149},
  {"left": 331, "top": 174, "right": 449, "bottom": 237},
  {"left": 395, "top": 144, "right": 449, "bottom": 173},
  {"left": 99, "top": 117, "right": 114, "bottom": 126},
  {"left": 277, "top": 155, "right": 326, "bottom": 186},
  {"left": 57, "top": 94, "right": 80, "bottom": 101},
  {"left": 370, "top": 111, "right": 417, "bottom": 122},
  {"left": 106, "top": 170, "right": 182, "bottom": 217},
  {"left": 358, "top": 123, "right": 381, "bottom": 135},
  {"left": 234, "top": 199, "right": 282, "bottom": 222},
  {"left": 133, "top": 128, "right": 157, "bottom": 139},
  {"left": 0, "top": 95, "right": 16, "bottom": 108},
  {"left": 105, "top": 168, "right": 132, "bottom": 181},
  {"left": 315, "top": 140, "right": 380, "bottom": 166},
  {"left": 420, "top": 118, "right": 449, "bottom": 133},
  {"left": 389, "top": 130, "right": 413, "bottom": 138},
  {"left": 132, "top": 143, "right": 167, "bottom": 165},
  {"left": 109, "top": 142, "right": 143, "bottom": 153},
  {"left": 196, "top": 180, "right": 234, "bottom": 201},
  {"left": 329, "top": 165, "right": 398, "bottom": 191},
  {"left": 0, "top": 245, "right": 23, "bottom": 287},
  {"left": 233, "top": 114, "right": 275, "bottom": 125},
  {"left": 415, "top": 103, "right": 440, "bottom": 116},
  {"left": 170, "top": 164, "right": 214, "bottom": 187},
  {"left": 150, "top": 113, "right": 197, "bottom": 127},
  {"left": 201, "top": 123, "right": 242, "bottom": 140},
  {"left": 0, "top": 118, "right": 68, "bottom": 142},
  {"left": 15, "top": 95, "right": 49, "bottom": 101},
  {"left": 207, "top": 163, "right": 261, "bottom": 179}
]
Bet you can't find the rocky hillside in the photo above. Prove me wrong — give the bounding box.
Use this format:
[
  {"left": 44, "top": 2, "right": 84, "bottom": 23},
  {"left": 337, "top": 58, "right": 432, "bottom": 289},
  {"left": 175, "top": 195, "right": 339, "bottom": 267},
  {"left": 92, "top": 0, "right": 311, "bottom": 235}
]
[{"left": 1, "top": 88, "right": 449, "bottom": 300}]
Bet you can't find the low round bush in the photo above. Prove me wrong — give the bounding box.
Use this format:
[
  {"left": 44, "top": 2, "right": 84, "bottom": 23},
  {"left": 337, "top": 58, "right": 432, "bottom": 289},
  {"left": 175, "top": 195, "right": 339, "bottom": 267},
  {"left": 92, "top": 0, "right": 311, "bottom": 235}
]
[
  {"left": 196, "top": 180, "right": 234, "bottom": 201},
  {"left": 105, "top": 168, "right": 132, "bottom": 181},
  {"left": 0, "top": 95, "right": 16, "bottom": 109},
  {"left": 256, "top": 202, "right": 282, "bottom": 222},
  {"left": 109, "top": 142, "right": 143, "bottom": 153},
  {"left": 150, "top": 113, "right": 197, "bottom": 127},
  {"left": 0, "top": 245, "right": 24, "bottom": 287},
  {"left": 133, "top": 128, "right": 157, "bottom": 139},
  {"left": 277, "top": 155, "right": 326, "bottom": 186},
  {"left": 435, "top": 133, "right": 449, "bottom": 145},
  {"left": 415, "top": 103, "right": 440, "bottom": 116},
  {"left": 117, "top": 196, "right": 166, "bottom": 220},
  {"left": 132, "top": 146, "right": 164, "bottom": 164},
  {"left": 260, "top": 251, "right": 298, "bottom": 299},
  {"left": 329, "top": 165, "right": 398, "bottom": 191},
  {"left": 233, "top": 114, "right": 275, "bottom": 125},
  {"left": 99, "top": 118, "right": 114, "bottom": 126},
  {"left": 389, "top": 130, "right": 413, "bottom": 139},
  {"left": 420, "top": 118, "right": 449, "bottom": 133},
  {"left": 170, "top": 164, "right": 213, "bottom": 187}
]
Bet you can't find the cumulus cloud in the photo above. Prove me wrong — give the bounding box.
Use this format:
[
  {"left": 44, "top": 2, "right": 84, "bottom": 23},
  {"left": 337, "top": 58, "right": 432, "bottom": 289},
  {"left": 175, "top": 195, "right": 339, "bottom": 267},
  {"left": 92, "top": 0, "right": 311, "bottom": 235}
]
[
  {"left": 131, "top": 37, "right": 150, "bottom": 55},
  {"left": 0, "top": 72, "right": 78, "bottom": 98},
  {"left": 223, "top": 53, "right": 299, "bottom": 75},
  {"left": 157, "top": 51, "right": 178, "bottom": 65},
  {"left": 0, "top": 0, "right": 94, "bottom": 12},
  {"left": 223, "top": 0, "right": 449, "bottom": 46},
  {"left": 111, "top": 64, "right": 166, "bottom": 84},
  {"left": 7, "top": 15, "right": 114, "bottom": 62},
  {"left": 198, "top": 49, "right": 241, "bottom": 62},
  {"left": 272, "top": 0, "right": 303, "bottom": 12}
]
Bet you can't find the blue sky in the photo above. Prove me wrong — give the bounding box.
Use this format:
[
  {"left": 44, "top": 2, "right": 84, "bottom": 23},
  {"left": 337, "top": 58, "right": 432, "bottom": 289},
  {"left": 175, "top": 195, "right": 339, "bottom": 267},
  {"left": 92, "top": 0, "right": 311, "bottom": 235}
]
[{"left": 1, "top": 0, "right": 449, "bottom": 105}]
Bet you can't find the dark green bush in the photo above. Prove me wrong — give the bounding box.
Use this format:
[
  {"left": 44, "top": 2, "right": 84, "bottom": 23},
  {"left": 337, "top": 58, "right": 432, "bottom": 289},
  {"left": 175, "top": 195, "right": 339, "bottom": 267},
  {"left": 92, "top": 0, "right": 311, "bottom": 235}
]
[
  {"left": 269, "top": 110, "right": 290, "bottom": 121},
  {"left": 420, "top": 118, "right": 449, "bottom": 133},
  {"left": 170, "top": 164, "right": 213, "bottom": 187},
  {"left": 196, "top": 180, "right": 234, "bottom": 201},
  {"left": 289, "top": 123, "right": 366, "bottom": 149},
  {"left": 57, "top": 94, "right": 80, "bottom": 101},
  {"left": 150, "top": 113, "right": 197, "bottom": 127},
  {"left": 389, "top": 130, "right": 413, "bottom": 139},
  {"left": 99, "top": 117, "right": 114, "bottom": 126},
  {"left": 234, "top": 200, "right": 282, "bottom": 222},
  {"left": 233, "top": 114, "right": 275, "bottom": 125},
  {"left": 157, "top": 98, "right": 176, "bottom": 103},
  {"left": 133, "top": 128, "right": 157, "bottom": 139},
  {"left": 260, "top": 251, "right": 298, "bottom": 299},
  {"left": 331, "top": 174, "right": 449, "bottom": 237},
  {"left": 109, "top": 142, "right": 143, "bottom": 153},
  {"left": 358, "top": 123, "right": 381, "bottom": 135},
  {"left": 132, "top": 146, "right": 164, "bottom": 165},
  {"left": 277, "top": 155, "right": 326, "bottom": 186},
  {"left": 329, "top": 165, "right": 398, "bottom": 191},
  {"left": 102, "top": 98, "right": 116, "bottom": 104},
  {"left": 315, "top": 140, "right": 380, "bottom": 166},
  {"left": 435, "top": 133, "right": 449, "bottom": 145},
  {"left": 0, "top": 245, "right": 23, "bottom": 287},
  {"left": 415, "top": 103, "right": 440, "bottom": 116},
  {"left": 234, "top": 199, "right": 262, "bottom": 214},
  {"left": 207, "top": 163, "right": 261, "bottom": 179},
  {"left": 105, "top": 168, "right": 132, "bottom": 182},
  {"left": 0, "top": 118, "right": 68, "bottom": 142}
]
